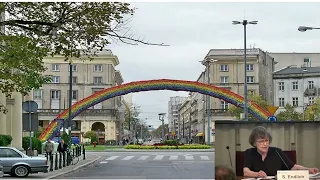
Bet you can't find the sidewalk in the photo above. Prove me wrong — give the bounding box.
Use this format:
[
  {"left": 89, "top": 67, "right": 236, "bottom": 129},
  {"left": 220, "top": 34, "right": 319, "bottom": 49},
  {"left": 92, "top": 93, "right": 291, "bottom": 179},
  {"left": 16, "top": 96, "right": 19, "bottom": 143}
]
[{"left": 1, "top": 153, "right": 101, "bottom": 179}]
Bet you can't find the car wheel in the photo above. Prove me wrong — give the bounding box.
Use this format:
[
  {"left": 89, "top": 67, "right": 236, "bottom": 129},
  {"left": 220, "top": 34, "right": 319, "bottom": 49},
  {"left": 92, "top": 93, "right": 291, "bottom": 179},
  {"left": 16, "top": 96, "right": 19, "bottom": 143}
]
[{"left": 12, "top": 165, "right": 30, "bottom": 177}]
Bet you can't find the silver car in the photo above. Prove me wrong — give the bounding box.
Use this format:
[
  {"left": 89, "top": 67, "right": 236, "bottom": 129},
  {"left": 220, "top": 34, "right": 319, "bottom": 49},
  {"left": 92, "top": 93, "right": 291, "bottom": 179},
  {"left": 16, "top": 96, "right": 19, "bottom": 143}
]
[{"left": 0, "top": 147, "right": 48, "bottom": 177}]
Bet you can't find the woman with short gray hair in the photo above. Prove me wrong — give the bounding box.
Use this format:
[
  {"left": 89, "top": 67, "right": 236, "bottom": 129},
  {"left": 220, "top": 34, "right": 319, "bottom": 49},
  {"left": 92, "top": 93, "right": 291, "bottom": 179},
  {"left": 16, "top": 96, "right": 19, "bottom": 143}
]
[{"left": 243, "top": 126, "right": 318, "bottom": 178}]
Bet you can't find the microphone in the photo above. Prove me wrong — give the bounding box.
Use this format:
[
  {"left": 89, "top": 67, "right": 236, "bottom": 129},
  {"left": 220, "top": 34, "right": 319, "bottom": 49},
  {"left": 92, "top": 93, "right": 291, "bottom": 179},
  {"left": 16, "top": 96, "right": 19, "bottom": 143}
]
[
  {"left": 275, "top": 149, "right": 289, "bottom": 170},
  {"left": 226, "top": 146, "right": 233, "bottom": 167}
]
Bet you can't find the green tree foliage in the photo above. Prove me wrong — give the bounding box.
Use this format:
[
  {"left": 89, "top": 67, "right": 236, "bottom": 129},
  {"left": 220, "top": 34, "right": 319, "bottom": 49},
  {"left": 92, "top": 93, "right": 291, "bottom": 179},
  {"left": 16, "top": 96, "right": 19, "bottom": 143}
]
[
  {"left": 276, "top": 104, "right": 303, "bottom": 121},
  {"left": 228, "top": 93, "right": 270, "bottom": 121},
  {"left": 0, "top": 134, "right": 12, "bottom": 146},
  {"left": 0, "top": 2, "right": 166, "bottom": 113},
  {"left": 22, "top": 136, "right": 42, "bottom": 151},
  {"left": 151, "top": 124, "right": 169, "bottom": 138},
  {"left": 83, "top": 130, "right": 97, "bottom": 140},
  {"left": 304, "top": 98, "right": 320, "bottom": 121}
]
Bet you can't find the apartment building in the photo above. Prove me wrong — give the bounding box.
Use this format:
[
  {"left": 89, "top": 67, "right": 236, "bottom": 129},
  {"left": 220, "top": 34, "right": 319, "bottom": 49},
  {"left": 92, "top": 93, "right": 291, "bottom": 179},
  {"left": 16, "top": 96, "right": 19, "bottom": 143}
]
[
  {"left": 33, "top": 50, "right": 124, "bottom": 143},
  {"left": 204, "top": 48, "right": 275, "bottom": 111},
  {"left": 178, "top": 97, "right": 191, "bottom": 142},
  {"left": 268, "top": 52, "right": 320, "bottom": 71},
  {"left": 167, "top": 96, "right": 187, "bottom": 133},
  {"left": 274, "top": 66, "right": 320, "bottom": 118}
]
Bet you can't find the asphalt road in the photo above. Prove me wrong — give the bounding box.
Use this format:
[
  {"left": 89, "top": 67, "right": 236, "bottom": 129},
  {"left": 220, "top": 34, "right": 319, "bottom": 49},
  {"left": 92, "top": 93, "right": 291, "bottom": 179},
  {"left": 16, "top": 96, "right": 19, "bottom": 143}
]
[{"left": 53, "top": 151, "right": 215, "bottom": 179}]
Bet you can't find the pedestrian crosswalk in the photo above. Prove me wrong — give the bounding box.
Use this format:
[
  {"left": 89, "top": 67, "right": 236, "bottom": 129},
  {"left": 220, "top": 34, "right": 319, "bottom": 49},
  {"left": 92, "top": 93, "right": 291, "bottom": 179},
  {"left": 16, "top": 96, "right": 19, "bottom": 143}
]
[{"left": 100, "top": 155, "right": 212, "bottom": 163}]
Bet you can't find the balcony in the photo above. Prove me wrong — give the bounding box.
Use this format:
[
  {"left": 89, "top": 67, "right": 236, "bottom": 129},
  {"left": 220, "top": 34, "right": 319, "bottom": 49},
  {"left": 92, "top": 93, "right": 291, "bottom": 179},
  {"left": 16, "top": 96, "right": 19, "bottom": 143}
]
[
  {"left": 205, "top": 109, "right": 230, "bottom": 116},
  {"left": 304, "top": 87, "right": 317, "bottom": 97},
  {"left": 38, "top": 109, "right": 119, "bottom": 117}
]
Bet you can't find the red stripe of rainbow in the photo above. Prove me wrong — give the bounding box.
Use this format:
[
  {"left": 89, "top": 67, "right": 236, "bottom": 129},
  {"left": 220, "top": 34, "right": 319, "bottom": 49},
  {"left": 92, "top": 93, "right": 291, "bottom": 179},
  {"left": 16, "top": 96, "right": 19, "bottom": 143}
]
[{"left": 38, "top": 79, "right": 272, "bottom": 141}]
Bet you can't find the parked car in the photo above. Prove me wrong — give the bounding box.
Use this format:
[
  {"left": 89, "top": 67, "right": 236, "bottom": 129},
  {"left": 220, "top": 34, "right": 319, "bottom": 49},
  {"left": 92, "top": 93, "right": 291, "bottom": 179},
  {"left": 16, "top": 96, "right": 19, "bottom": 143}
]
[
  {"left": 0, "top": 165, "right": 3, "bottom": 177},
  {"left": 0, "top": 147, "right": 48, "bottom": 177}
]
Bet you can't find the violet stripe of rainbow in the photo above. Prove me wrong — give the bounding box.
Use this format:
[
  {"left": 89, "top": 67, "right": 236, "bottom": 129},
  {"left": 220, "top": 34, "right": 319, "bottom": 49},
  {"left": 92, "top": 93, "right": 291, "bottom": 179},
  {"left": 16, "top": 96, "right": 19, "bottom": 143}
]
[{"left": 39, "top": 79, "right": 271, "bottom": 141}]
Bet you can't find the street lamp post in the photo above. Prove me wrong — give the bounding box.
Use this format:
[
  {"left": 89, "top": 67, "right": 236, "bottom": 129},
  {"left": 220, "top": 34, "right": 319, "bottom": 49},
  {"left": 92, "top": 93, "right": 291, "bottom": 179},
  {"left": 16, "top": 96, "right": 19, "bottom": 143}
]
[
  {"left": 298, "top": 26, "right": 320, "bottom": 32},
  {"left": 158, "top": 113, "right": 166, "bottom": 139},
  {"left": 232, "top": 20, "right": 258, "bottom": 121},
  {"left": 201, "top": 59, "right": 217, "bottom": 145}
]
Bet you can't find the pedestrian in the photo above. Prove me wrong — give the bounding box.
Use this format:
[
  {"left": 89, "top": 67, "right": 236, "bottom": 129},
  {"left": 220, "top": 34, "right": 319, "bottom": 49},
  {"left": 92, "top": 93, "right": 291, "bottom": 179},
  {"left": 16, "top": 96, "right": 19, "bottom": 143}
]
[
  {"left": 44, "top": 139, "right": 54, "bottom": 160},
  {"left": 57, "top": 139, "right": 68, "bottom": 153}
]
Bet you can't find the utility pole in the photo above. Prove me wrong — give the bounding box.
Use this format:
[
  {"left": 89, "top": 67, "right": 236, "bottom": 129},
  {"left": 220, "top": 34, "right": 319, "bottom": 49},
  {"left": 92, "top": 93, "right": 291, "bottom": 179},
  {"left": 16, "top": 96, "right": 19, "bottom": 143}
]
[
  {"left": 158, "top": 113, "right": 166, "bottom": 139},
  {"left": 202, "top": 96, "right": 206, "bottom": 144},
  {"left": 182, "top": 115, "right": 185, "bottom": 138},
  {"left": 206, "top": 60, "right": 211, "bottom": 145},
  {"left": 177, "top": 110, "right": 180, "bottom": 139},
  {"left": 189, "top": 112, "right": 192, "bottom": 143}
]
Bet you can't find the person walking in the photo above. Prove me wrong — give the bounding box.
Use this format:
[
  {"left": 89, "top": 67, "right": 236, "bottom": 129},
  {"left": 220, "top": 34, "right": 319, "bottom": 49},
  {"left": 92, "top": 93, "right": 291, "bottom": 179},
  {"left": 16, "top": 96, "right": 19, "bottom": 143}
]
[
  {"left": 44, "top": 139, "right": 54, "bottom": 160},
  {"left": 57, "top": 139, "right": 68, "bottom": 167}
]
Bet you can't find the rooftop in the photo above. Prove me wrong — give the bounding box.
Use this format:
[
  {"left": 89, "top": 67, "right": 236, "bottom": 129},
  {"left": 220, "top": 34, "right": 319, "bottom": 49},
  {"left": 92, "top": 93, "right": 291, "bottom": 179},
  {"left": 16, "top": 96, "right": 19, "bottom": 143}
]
[{"left": 273, "top": 66, "right": 320, "bottom": 75}]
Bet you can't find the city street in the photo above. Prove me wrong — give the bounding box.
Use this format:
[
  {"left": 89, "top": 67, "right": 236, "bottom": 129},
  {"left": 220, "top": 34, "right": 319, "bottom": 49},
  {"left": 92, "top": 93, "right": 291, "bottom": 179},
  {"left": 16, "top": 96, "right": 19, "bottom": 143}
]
[{"left": 53, "top": 151, "right": 215, "bottom": 179}]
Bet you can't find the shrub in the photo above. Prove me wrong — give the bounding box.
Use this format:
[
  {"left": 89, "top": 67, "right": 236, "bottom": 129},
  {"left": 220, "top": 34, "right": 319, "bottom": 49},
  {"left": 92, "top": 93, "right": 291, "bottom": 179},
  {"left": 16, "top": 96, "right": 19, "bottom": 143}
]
[
  {"left": 0, "top": 136, "right": 6, "bottom": 146},
  {"left": 163, "top": 140, "right": 179, "bottom": 146},
  {"left": 124, "top": 144, "right": 211, "bottom": 149},
  {"left": 22, "top": 137, "right": 42, "bottom": 152},
  {"left": 0, "top": 135, "right": 12, "bottom": 146},
  {"left": 91, "top": 136, "right": 98, "bottom": 144},
  {"left": 106, "top": 140, "right": 116, "bottom": 145}
]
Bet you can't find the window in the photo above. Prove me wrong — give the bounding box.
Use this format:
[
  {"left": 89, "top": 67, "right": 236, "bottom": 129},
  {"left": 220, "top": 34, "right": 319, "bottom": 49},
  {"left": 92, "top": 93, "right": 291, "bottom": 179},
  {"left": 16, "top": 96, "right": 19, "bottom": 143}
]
[
  {"left": 72, "top": 90, "right": 78, "bottom": 100},
  {"left": 247, "top": 64, "right": 254, "bottom": 71},
  {"left": 246, "top": 76, "right": 254, "bottom": 83},
  {"left": 220, "top": 100, "right": 228, "bottom": 110},
  {"left": 51, "top": 90, "right": 60, "bottom": 100},
  {"left": 220, "top": 64, "right": 228, "bottom": 72},
  {"left": 278, "top": 82, "right": 284, "bottom": 91},
  {"left": 220, "top": 76, "right": 229, "bottom": 83},
  {"left": 292, "top": 97, "right": 299, "bottom": 107},
  {"left": 68, "top": 64, "right": 78, "bottom": 72},
  {"left": 0, "top": 148, "right": 22, "bottom": 158},
  {"left": 279, "top": 98, "right": 285, "bottom": 107},
  {"left": 51, "top": 64, "right": 60, "bottom": 71},
  {"left": 309, "top": 97, "right": 314, "bottom": 104},
  {"left": 33, "top": 89, "right": 42, "bottom": 99},
  {"left": 304, "top": 58, "right": 310, "bottom": 67},
  {"left": 69, "top": 76, "right": 78, "bottom": 84},
  {"left": 308, "top": 81, "right": 314, "bottom": 89},
  {"left": 94, "top": 64, "right": 103, "bottom": 72},
  {"left": 93, "top": 77, "right": 103, "bottom": 84},
  {"left": 52, "top": 76, "right": 60, "bottom": 83},
  {"left": 292, "top": 82, "right": 298, "bottom": 90}
]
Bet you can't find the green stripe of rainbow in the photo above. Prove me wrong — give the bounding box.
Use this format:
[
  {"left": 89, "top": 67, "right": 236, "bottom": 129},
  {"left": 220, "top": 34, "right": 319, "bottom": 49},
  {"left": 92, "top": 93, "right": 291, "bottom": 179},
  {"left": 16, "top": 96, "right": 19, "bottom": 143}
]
[{"left": 38, "top": 79, "right": 272, "bottom": 141}]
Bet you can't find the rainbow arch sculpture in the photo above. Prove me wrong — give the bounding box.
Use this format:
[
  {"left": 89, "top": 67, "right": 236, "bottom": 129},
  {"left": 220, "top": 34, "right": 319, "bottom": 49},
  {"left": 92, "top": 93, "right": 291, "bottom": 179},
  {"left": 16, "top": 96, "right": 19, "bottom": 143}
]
[{"left": 38, "top": 79, "right": 272, "bottom": 141}]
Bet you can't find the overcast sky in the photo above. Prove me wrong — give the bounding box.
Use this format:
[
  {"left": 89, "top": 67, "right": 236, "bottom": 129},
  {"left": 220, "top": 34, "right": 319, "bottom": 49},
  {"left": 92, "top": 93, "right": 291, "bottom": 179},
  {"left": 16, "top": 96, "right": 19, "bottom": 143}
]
[{"left": 108, "top": 2, "right": 320, "bottom": 128}]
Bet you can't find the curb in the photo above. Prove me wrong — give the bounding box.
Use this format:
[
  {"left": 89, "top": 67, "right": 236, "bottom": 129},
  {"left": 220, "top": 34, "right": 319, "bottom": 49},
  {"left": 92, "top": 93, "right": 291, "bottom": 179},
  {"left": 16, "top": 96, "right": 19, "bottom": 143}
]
[
  {"left": 87, "top": 149, "right": 215, "bottom": 152},
  {"left": 45, "top": 155, "right": 101, "bottom": 179}
]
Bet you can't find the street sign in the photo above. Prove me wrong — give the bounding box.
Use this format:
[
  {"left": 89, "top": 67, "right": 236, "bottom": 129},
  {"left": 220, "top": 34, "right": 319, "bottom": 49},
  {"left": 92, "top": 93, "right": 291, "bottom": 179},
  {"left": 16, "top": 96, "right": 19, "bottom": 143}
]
[
  {"left": 22, "top": 101, "right": 38, "bottom": 113},
  {"left": 211, "top": 129, "right": 215, "bottom": 136},
  {"left": 267, "top": 106, "right": 279, "bottom": 115},
  {"left": 22, "top": 113, "right": 39, "bottom": 131},
  {"left": 267, "top": 116, "right": 277, "bottom": 122}
]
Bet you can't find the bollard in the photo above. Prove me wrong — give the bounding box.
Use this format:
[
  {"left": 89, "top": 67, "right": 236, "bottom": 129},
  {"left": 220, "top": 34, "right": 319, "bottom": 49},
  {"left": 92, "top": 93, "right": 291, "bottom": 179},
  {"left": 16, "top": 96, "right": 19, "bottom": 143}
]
[
  {"left": 77, "top": 146, "right": 80, "bottom": 156},
  {"left": 66, "top": 151, "right": 70, "bottom": 166},
  {"left": 83, "top": 144, "right": 86, "bottom": 160},
  {"left": 73, "top": 148, "right": 75, "bottom": 158},
  {"left": 59, "top": 152, "right": 62, "bottom": 169},
  {"left": 79, "top": 145, "right": 82, "bottom": 156},
  {"left": 63, "top": 152, "right": 66, "bottom": 167},
  {"left": 54, "top": 153, "right": 58, "bottom": 170},
  {"left": 49, "top": 154, "right": 54, "bottom": 171}
]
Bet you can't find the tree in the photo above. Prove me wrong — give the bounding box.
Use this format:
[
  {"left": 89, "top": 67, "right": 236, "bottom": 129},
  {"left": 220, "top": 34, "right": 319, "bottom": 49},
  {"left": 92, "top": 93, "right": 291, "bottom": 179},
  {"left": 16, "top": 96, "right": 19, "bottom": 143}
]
[
  {"left": 123, "top": 104, "right": 142, "bottom": 130},
  {"left": 0, "top": 2, "right": 167, "bottom": 113},
  {"left": 83, "top": 130, "right": 97, "bottom": 140},
  {"left": 228, "top": 92, "right": 270, "bottom": 121},
  {"left": 304, "top": 98, "right": 320, "bottom": 121},
  {"left": 276, "top": 104, "right": 303, "bottom": 121},
  {"left": 151, "top": 124, "right": 169, "bottom": 138}
]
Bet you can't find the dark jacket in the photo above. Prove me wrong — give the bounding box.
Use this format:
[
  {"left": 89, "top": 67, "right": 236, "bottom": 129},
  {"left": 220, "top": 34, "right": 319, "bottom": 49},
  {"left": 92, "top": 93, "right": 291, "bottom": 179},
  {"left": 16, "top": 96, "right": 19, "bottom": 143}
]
[{"left": 57, "top": 143, "right": 68, "bottom": 152}]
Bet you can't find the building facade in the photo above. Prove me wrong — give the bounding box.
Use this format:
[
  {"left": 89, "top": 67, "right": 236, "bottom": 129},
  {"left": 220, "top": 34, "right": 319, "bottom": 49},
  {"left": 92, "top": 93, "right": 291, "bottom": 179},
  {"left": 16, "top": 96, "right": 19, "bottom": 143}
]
[
  {"left": 178, "top": 97, "right": 191, "bottom": 142},
  {"left": 33, "top": 50, "right": 124, "bottom": 143},
  {"left": 167, "top": 96, "right": 187, "bottom": 133},
  {"left": 268, "top": 53, "right": 320, "bottom": 71},
  {"left": 273, "top": 66, "right": 320, "bottom": 119}
]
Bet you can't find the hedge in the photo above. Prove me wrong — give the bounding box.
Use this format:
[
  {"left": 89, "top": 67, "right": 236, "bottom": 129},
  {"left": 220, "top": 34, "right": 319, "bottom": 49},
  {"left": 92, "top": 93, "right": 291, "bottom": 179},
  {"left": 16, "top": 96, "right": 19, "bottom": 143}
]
[
  {"left": 124, "top": 144, "right": 211, "bottom": 149},
  {"left": 0, "top": 135, "right": 13, "bottom": 146},
  {"left": 22, "top": 137, "right": 42, "bottom": 152}
]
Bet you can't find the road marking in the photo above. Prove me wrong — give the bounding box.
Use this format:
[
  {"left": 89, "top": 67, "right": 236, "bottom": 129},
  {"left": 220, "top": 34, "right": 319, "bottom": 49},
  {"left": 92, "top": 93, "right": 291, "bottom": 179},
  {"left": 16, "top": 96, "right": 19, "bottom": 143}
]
[
  {"left": 121, "top": 156, "right": 134, "bottom": 160},
  {"left": 137, "top": 156, "right": 149, "bottom": 160},
  {"left": 100, "top": 161, "right": 108, "bottom": 164},
  {"left": 200, "top": 156, "right": 210, "bottom": 160},
  {"left": 185, "top": 156, "right": 194, "bottom": 160},
  {"left": 105, "top": 156, "right": 120, "bottom": 160},
  {"left": 169, "top": 155, "right": 179, "bottom": 160},
  {"left": 153, "top": 155, "right": 164, "bottom": 160}
]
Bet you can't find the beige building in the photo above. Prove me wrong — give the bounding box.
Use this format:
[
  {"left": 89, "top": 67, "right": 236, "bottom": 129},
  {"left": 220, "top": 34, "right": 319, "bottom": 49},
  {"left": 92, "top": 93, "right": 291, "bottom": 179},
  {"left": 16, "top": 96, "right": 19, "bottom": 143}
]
[
  {"left": 32, "top": 50, "right": 124, "bottom": 143},
  {"left": 178, "top": 97, "right": 191, "bottom": 141},
  {"left": 204, "top": 48, "right": 275, "bottom": 109}
]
